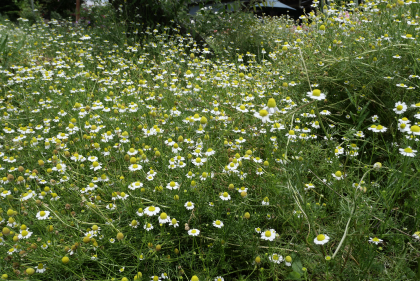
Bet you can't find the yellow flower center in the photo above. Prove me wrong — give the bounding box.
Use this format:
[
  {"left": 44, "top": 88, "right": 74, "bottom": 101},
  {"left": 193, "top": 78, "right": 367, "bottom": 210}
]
[
  {"left": 312, "top": 89, "right": 321, "bottom": 96},
  {"left": 265, "top": 230, "right": 272, "bottom": 237},
  {"left": 187, "top": 202, "right": 192, "bottom": 207},
  {"left": 404, "top": 147, "right": 413, "bottom": 153},
  {"left": 160, "top": 213, "right": 167, "bottom": 219},
  {"left": 40, "top": 211, "right": 46, "bottom": 217},
  {"left": 335, "top": 171, "right": 342, "bottom": 177},
  {"left": 396, "top": 105, "right": 403, "bottom": 110},
  {"left": 21, "top": 230, "right": 29, "bottom": 237},
  {"left": 317, "top": 234, "right": 325, "bottom": 241},
  {"left": 215, "top": 220, "right": 221, "bottom": 225},
  {"left": 411, "top": 125, "right": 420, "bottom": 133},
  {"left": 259, "top": 110, "right": 268, "bottom": 117},
  {"left": 267, "top": 98, "right": 276, "bottom": 108},
  {"left": 149, "top": 206, "right": 155, "bottom": 212},
  {"left": 223, "top": 192, "right": 228, "bottom": 197}
]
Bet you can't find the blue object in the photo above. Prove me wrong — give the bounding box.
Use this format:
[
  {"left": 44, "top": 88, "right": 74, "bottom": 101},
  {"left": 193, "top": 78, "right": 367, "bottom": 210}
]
[
  {"left": 255, "top": 0, "right": 295, "bottom": 10},
  {"left": 189, "top": 0, "right": 295, "bottom": 16}
]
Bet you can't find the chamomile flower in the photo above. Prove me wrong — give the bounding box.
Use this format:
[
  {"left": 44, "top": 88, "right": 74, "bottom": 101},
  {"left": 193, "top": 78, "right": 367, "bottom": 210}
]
[
  {"left": 36, "top": 263, "right": 46, "bottom": 273},
  {"left": 130, "top": 220, "right": 139, "bottom": 228},
  {"left": 128, "top": 163, "right": 142, "bottom": 171},
  {"left": 254, "top": 109, "right": 272, "bottom": 123},
  {"left": 236, "top": 104, "right": 249, "bottom": 113},
  {"left": 213, "top": 220, "right": 224, "bottom": 228},
  {"left": 371, "top": 115, "right": 379, "bottom": 122},
  {"left": 128, "top": 181, "right": 143, "bottom": 190},
  {"left": 36, "top": 210, "right": 51, "bottom": 220},
  {"left": 304, "top": 183, "right": 315, "bottom": 190},
  {"left": 283, "top": 255, "right": 292, "bottom": 266},
  {"left": 166, "top": 181, "right": 180, "bottom": 190},
  {"left": 399, "top": 146, "right": 417, "bottom": 157},
  {"left": 18, "top": 229, "right": 33, "bottom": 239},
  {"left": 188, "top": 229, "right": 200, "bottom": 236},
  {"left": 144, "top": 223, "right": 154, "bottom": 231},
  {"left": 261, "top": 229, "right": 276, "bottom": 241},
  {"left": 262, "top": 197, "right": 269, "bottom": 205},
  {"left": 269, "top": 253, "right": 283, "bottom": 264},
  {"left": 220, "top": 192, "right": 231, "bottom": 201},
  {"left": 314, "top": 234, "right": 330, "bottom": 245},
  {"left": 369, "top": 237, "right": 383, "bottom": 245},
  {"left": 191, "top": 157, "right": 206, "bottom": 166},
  {"left": 307, "top": 89, "right": 326, "bottom": 100},
  {"left": 368, "top": 124, "right": 387, "bottom": 133},
  {"left": 185, "top": 201, "right": 195, "bottom": 210},
  {"left": 144, "top": 206, "right": 160, "bottom": 216},
  {"left": 106, "top": 203, "right": 116, "bottom": 210},
  {"left": 158, "top": 212, "right": 171, "bottom": 224},
  {"left": 170, "top": 218, "right": 179, "bottom": 228},
  {"left": 393, "top": 101, "right": 407, "bottom": 114},
  {"left": 409, "top": 125, "right": 420, "bottom": 135}
]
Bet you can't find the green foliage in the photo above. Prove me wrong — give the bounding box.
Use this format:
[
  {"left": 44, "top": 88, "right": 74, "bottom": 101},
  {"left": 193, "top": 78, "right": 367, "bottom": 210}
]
[{"left": 0, "top": 0, "right": 420, "bottom": 280}]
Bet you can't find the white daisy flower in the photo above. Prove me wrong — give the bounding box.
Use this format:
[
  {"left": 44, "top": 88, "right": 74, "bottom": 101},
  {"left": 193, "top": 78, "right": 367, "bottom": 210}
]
[
  {"left": 36, "top": 211, "right": 51, "bottom": 220},
  {"left": 369, "top": 237, "right": 383, "bottom": 245},
  {"left": 393, "top": 101, "right": 407, "bottom": 114},
  {"left": 261, "top": 229, "right": 276, "bottom": 241},
  {"left": 213, "top": 220, "right": 224, "bottom": 228},
  {"left": 399, "top": 146, "right": 417, "bottom": 157},
  {"left": 314, "top": 234, "right": 330, "bottom": 245},
  {"left": 307, "top": 89, "right": 326, "bottom": 100},
  {"left": 269, "top": 253, "right": 283, "bottom": 264},
  {"left": 185, "top": 201, "right": 195, "bottom": 210},
  {"left": 188, "top": 229, "right": 200, "bottom": 236},
  {"left": 144, "top": 206, "right": 160, "bottom": 216},
  {"left": 158, "top": 212, "right": 171, "bottom": 224},
  {"left": 219, "top": 192, "right": 231, "bottom": 201},
  {"left": 166, "top": 181, "right": 180, "bottom": 190}
]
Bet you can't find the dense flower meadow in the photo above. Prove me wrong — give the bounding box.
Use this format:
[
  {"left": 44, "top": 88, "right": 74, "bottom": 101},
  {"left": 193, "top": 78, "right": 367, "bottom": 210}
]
[{"left": 0, "top": 0, "right": 420, "bottom": 280}]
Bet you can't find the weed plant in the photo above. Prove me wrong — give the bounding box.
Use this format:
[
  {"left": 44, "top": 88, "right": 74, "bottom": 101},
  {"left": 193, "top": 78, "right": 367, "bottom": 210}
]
[{"left": 0, "top": 0, "right": 420, "bottom": 280}]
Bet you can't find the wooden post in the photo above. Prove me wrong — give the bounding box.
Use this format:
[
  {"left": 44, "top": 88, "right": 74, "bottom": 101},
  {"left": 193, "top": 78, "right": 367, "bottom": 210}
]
[{"left": 76, "top": 0, "right": 81, "bottom": 22}]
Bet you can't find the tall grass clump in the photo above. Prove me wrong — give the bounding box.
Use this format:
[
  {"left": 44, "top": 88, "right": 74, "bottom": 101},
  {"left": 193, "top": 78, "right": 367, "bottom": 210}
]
[{"left": 0, "top": 0, "right": 420, "bottom": 280}]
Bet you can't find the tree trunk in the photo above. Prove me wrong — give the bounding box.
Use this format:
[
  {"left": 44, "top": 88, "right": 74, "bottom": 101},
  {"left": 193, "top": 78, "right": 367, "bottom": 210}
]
[{"left": 76, "top": 0, "right": 81, "bottom": 22}]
